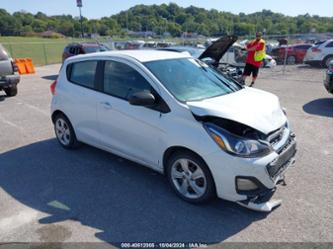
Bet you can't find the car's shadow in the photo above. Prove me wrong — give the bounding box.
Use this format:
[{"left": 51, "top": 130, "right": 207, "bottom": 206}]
[
  {"left": 41, "top": 75, "right": 58, "bottom": 81},
  {"left": 0, "top": 139, "right": 268, "bottom": 245},
  {"left": 303, "top": 98, "right": 333, "bottom": 118},
  {"left": 297, "top": 64, "right": 324, "bottom": 69}
]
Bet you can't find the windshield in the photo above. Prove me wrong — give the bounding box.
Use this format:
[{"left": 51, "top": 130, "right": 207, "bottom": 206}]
[{"left": 144, "top": 58, "right": 242, "bottom": 102}]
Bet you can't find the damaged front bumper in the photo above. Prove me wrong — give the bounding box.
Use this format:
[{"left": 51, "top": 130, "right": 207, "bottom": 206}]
[
  {"left": 237, "top": 199, "right": 282, "bottom": 212},
  {"left": 204, "top": 129, "right": 297, "bottom": 212},
  {"left": 237, "top": 136, "right": 297, "bottom": 212}
]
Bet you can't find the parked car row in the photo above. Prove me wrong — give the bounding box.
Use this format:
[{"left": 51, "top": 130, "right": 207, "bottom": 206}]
[
  {"left": 261, "top": 39, "right": 333, "bottom": 68},
  {"left": 271, "top": 44, "right": 312, "bottom": 65}
]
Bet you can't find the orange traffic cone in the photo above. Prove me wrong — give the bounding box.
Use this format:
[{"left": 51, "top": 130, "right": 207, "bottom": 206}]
[
  {"left": 15, "top": 58, "right": 27, "bottom": 75},
  {"left": 24, "top": 58, "right": 36, "bottom": 74}
]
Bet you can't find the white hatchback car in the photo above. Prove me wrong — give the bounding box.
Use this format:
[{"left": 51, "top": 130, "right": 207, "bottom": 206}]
[
  {"left": 51, "top": 50, "right": 296, "bottom": 212},
  {"left": 304, "top": 39, "right": 333, "bottom": 67}
]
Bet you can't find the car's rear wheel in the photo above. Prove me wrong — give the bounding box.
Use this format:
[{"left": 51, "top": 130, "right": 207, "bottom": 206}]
[
  {"left": 4, "top": 86, "right": 17, "bottom": 97},
  {"left": 287, "top": 56, "right": 296, "bottom": 65},
  {"left": 166, "top": 151, "right": 216, "bottom": 203},
  {"left": 54, "top": 113, "right": 80, "bottom": 149}
]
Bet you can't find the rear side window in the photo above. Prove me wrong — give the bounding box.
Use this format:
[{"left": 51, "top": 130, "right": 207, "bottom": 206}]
[
  {"left": 325, "top": 42, "right": 333, "bottom": 48},
  {"left": 103, "top": 60, "right": 152, "bottom": 100},
  {"left": 69, "top": 61, "right": 98, "bottom": 89},
  {"left": 0, "top": 45, "right": 9, "bottom": 61},
  {"left": 69, "top": 46, "right": 83, "bottom": 55},
  {"left": 69, "top": 46, "right": 76, "bottom": 54}
]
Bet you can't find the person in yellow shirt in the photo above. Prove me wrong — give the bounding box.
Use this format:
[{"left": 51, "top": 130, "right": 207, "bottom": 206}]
[{"left": 242, "top": 32, "right": 266, "bottom": 87}]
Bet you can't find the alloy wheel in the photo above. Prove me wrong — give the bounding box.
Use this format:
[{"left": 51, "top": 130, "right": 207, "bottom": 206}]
[
  {"left": 55, "top": 118, "right": 71, "bottom": 146},
  {"left": 170, "top": 158, "right": 207, "bottom": 199}
]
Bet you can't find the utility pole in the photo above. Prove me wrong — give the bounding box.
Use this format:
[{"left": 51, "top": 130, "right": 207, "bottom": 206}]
[{"left": 77, "top": 0, "right": 84, "bottom": 38}]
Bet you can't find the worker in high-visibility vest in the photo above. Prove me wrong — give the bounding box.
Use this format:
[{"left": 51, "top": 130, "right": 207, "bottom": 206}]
[{"left": 242, "top": 32, "right": 266, "bottom": 87}]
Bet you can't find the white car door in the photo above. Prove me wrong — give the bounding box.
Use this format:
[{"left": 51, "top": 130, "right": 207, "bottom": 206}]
[
  {"left": 96, "top": 59, "right": 167, "bottom": 168},
  {"left": 61, "top": 60, "right": 101, "bottom": 145}
]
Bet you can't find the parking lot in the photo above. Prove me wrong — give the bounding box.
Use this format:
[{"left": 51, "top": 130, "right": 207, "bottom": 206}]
[{"left": 0, "top": 64, "right": 333, "bottom": 246}]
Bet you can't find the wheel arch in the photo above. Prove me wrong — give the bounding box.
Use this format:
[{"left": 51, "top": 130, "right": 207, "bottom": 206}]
[
  {"left": 162, "top": 146, "right": 214, "bottom": 179},
  {"left": 51, "top": 110, "right": 80, "bottom": 148},
  {"left": 162, "top": 145, "right": 217, "bottom": 200},
  {"left": 51, "top": 110, "right": 69, "bottom": 124},
  {"left": 51, "top": 110, "right": 77, "bottom": 134}
]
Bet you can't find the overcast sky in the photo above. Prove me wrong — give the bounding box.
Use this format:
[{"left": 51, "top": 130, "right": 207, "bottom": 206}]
[{"left": 1, "top": 0, "right": 332, "bottom": 18}]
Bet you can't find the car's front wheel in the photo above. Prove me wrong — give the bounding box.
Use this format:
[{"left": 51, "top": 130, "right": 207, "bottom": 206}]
[
  {"left": 166, "top": 151, "right": 216, "bottom": 203},
  {"left": 54, "top": 113, "right": 80, "bottom": 149}
]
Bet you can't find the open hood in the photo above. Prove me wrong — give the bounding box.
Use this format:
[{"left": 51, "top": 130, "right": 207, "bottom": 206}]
[
  {"left": 199, "top": 35, "right": 238, "bottom": 63},
  {"left": 187, "top": 88, "right": 287, "bottom": 135}
]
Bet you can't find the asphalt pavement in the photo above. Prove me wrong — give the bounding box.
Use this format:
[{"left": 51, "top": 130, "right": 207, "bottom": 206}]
[{"left": 0, "top": 64, "right": 332, "bottom": 246}]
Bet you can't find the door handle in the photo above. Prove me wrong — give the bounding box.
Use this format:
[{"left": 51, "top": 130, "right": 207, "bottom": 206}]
[{"left": 100, "top": 101, "right": 112, "bottom": 109}]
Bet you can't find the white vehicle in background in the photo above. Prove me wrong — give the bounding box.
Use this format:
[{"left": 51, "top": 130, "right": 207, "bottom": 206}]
[
  {"left": 304, "top": 39, "right": 333, "bottom": 67},
  {"left": 50, "top": 50, "right": 296, "bottom": 212},
  {"left": 220, "top": 44, "right": 277, "bottom": 68}
]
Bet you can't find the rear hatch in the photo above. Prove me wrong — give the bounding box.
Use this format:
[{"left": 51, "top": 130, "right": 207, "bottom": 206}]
[
  {"left": 304, "top": 41, "right": 324, "bottom": 61},
  {"left": 0, "top": 44, "right": 13, "bottom": 76}
]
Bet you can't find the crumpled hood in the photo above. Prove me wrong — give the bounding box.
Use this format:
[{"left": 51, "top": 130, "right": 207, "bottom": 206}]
[{"left": 187, "top": 88, "right": 287, "bottom": 134}]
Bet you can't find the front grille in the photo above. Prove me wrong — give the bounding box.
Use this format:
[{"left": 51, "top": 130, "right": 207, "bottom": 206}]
[{"left": 267, "top": 137, "right": 296, "bottom": 178}]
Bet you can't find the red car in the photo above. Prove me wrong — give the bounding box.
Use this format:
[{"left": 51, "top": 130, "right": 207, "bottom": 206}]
[{"left": 271, "top": 44, "right": 313, "bottom": 65}]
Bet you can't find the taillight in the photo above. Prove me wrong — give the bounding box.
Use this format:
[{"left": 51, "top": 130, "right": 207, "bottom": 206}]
[
  {"left": 11, "top": 60, "right": 18, "bottom": 72},
  {"left": 312, "top": 47, "right": 321, "bottom": 53},
  {"left": 50, "top": 80, "right": 57, "bottom": 95}
]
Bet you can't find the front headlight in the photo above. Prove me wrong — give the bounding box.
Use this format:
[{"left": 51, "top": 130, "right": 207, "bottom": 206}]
[{"left": 204, "top": 123, "right": 273, "bottom": 158}]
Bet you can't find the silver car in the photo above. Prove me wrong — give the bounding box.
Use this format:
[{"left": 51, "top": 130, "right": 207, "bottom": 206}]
[{"left": 0, "top": 44, "right": 20, "bottom": 96}]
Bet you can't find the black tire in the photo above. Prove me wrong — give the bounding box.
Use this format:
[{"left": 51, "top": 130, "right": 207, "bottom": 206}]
[
  {"left": 166, "top": 151, "right": 216, "bottom": 203},
  {"left": 287, "top": 56, "right": 296, "bottom": 65},
  {"left": 4, "top": 86, "right": 18, "bottom": 97},
  {"left": 53, "top": 113, "right": 80, "bottom": 149},
  {"left": 323, "top": 55, "right": 333, "bottom": 68}
]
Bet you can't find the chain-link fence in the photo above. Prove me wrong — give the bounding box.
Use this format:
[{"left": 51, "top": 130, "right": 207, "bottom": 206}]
[{"left": 2, "top": 42, "right": 68, "bottom": 65}]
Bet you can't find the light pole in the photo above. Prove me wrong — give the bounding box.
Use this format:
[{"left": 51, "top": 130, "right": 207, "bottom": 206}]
[
  {"left": 161, "top": 17, "right": 167, "bottom": 39},
  {"left": 76, "top": 0, "right": 84, "bottom": 38}
]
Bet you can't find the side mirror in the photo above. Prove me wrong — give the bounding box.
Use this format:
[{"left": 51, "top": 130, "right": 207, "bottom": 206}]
[{"left": 128, "top": 91, "right": 156, "bottom": 106}]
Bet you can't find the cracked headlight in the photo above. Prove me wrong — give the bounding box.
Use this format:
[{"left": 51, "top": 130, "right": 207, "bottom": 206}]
[{"left": 204, "top": 123, "right": 273, "bottom": 158}]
